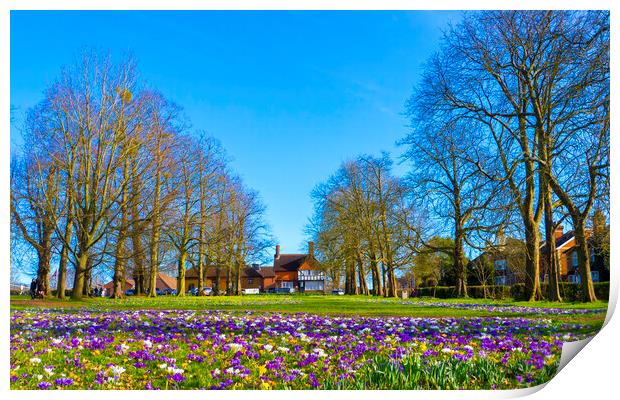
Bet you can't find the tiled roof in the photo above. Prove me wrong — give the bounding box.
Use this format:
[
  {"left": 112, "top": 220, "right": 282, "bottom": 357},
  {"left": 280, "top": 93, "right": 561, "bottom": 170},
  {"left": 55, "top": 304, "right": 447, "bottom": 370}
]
[
  {"left": 257, "top": 267, "right": 275, "bottom": 278},
  {"left": 186, "top": 266, "right": 272, "bottom": 279},
  {"left": 540, "top": 230, "right": 575, "bottom": 254},
  {"left": 156, "top": 273, "right": 177, "bottom": 290},
  {"left": 102, "top": 278, "right": 134, "bottom": 291},
  {"left": 274, "top": 254, "right": 307, "bottom": 272}
]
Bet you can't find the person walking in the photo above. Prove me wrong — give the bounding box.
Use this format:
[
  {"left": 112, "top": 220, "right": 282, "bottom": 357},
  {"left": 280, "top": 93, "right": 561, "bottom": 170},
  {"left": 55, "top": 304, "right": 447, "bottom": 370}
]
[{"left": 29, "top": 278, "right": 37, "bottom": 299}]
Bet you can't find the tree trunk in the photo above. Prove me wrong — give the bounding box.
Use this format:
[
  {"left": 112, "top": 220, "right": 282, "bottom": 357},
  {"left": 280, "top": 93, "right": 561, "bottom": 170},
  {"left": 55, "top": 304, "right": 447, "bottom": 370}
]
[
  {"left": 574, "top": 219, "right": 597, "bottom": 302},
  {"left": 71, "top": 251, "right": 88, "bottom": 300},
  {"left": 356, "top": 252, "right": 369, "bottom": 295},
  {"left": 148, "top": 164, "right": 162, "bottom": 297},
  {"left": 36, "top": 246, "right": 52, "bottom": 297},
  {"left": 56, "top": 218, "right": 72, "bottom": 299},
  {"left": 544, "top": 199, "right": 562, "bottom": 302},
  {"left": 215, "top": 265, "right": 222, "bottom": 296},
  {"left": 83, "top": 257, "right": 92, "bottom": 297},
  {"left": 369, "top": 249, "right": 382, "bottom": 296},
  {"left": 112, "top": 232, "right": 127, "bottom": 299},
  {"left": 235, "top": 256, "right": 242, "bottom": 296},
  {"left": 387, "top": 265, "right": 397, "bottom": 298},
  {"left": 177, "top": 251, "right": 187, "bottom": 296},
  {"left": 345, "top": 255, "right": 357, "bottom": 295},
  {"left": 381, "top": 264, "right": 387, "bottom": 297},
  {"left": 197, "top": 235, "right": 205, "bottom": 295},
  {"left": 524, "top": 219, "right": 542, "bottom": 301},
  {"left": 454, "top": 229, "right": 468, "bottom": 298}
]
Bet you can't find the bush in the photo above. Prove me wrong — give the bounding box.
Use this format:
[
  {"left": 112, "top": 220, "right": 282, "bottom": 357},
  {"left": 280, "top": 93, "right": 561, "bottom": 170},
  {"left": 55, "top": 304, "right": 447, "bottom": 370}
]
[
  {"left": 510, "top": 283, "right": 528, "bottom": 301},
  {"left": 594, "top": 282, "right": 609, "bottom": 301},
  {"left": 467, "top": 285, "right": 512, "bottom": 300},
  {"left": 415, "top": 286, "right": 455, "bottom": 298},
  {"left": 511, "top": 282, "right": 609, "bottom": 302},
  {"left": 416, "top": 285, "right": 511, "bottom": 300}
]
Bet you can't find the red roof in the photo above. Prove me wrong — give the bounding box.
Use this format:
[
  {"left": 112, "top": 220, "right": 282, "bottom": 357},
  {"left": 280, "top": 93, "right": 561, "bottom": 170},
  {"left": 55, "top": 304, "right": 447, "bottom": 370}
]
[
  {"left": 102, "top": 273, "right": 176, "bottom": 291},
  {"left": 274, "top": 254, "right": 307, "bottom": 272},
  {"left": 102, "top": 278, "right": 134, "bottom": 291},
  {"left": 258, "top": 267, "right": 275, "bottom": 278},
  {"left": 156, "top": 273, "right": 177, "bottom": 290},
  {"left": 186, "top": 266, "right": 272, "bottom": 279}
]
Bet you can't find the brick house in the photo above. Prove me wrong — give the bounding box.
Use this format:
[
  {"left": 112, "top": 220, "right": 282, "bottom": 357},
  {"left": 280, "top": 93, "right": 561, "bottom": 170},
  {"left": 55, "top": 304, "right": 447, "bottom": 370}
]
[
  {"left": 185, "top": 265, "right": 276, "bottom": 292},
  {"left": 273, "top": 242, "right": 326, "bottom": 292},
  {"left": 478, "top": 226, "right": 608, "bottom": 286},
  {"left": 102, "top": 272, "right": 176, "bottom": 294},
  {"left": 541, "top": 226, "right": 609, "bottom": 284},
  {"left": 183, "top": 242, "right": 325, "bottom": 293}
]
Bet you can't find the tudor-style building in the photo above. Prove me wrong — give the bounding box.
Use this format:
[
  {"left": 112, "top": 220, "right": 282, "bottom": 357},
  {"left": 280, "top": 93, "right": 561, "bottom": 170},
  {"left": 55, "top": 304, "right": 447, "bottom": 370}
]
[{"left": 273, "top": 242, "right": 326, "bottom": 292}]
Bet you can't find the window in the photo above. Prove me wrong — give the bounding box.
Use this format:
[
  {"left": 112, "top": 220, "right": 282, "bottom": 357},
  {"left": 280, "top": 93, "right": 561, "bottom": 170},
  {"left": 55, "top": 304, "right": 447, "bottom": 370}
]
[
  {"left": 495, "top": 276, "right": 507, "bottom": 285},
  {"left": 298, "top": 270, "right": 326, "bottom": 281},
  {"left": 494, "top": 259, "right": 507, "bottom": 271},
  {"left": 591, "top": 271, "right": 599, "bottom": 282},
  {"left": 304, "top": 281, "right": 324, "bottom": 291},
  {"left": 568, "top": 274, "right": 582, "bottom": 284},
  {"left": 247, "top": 278, "right": 253, "bottom": 284},
  {"left": 281, "top": 281, "right": 293, "bottom": 289},
  {"left": 572, "top": 251, "right": 579, "bottom": 267}
]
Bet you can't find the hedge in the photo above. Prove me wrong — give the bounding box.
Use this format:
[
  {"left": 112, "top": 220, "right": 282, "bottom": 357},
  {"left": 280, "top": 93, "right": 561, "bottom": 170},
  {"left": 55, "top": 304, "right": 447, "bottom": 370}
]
[
  {"left": 511, "top": 282, "right": 610, "bottom": 302},
  {"left": 415, "top": 282, "right": 609, "bottom": 302},
  {"left": 414, "top": 285, "right": 511, "bottom": 300}
]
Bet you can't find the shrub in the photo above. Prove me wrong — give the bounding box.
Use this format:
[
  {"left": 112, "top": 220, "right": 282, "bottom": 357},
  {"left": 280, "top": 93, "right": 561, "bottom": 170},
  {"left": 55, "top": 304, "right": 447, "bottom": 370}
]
[
  {"left": 416, "top": 285, "right": 512, "bottom": 300},
  {"left": 415, "top": 286, "right": 455, "bottom": 298},
  {"left": 416, "top": 282, "right": 612, "bottom": 302},
  {"left": 594, "top": 282, "right": 609, "bottom": 300},
  {"left": 510, "top": 282, "right": 609, "bottom": 302}
]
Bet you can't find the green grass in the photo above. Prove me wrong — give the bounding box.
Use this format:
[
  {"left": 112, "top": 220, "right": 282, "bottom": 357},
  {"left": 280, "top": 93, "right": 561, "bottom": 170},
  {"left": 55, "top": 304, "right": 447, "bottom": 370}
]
[{"left": 10, "top": 294, "right": 608, "bottom": 329}]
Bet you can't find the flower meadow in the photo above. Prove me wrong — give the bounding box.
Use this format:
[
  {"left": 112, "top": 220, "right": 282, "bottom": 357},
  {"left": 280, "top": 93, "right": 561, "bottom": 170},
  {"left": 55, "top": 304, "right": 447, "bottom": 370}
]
[
  {"left": 397, "top": 301, "right": 608, "bottom": 316},
  {"left": 10, "top": 308, "right": 599, "bottom": 390}
]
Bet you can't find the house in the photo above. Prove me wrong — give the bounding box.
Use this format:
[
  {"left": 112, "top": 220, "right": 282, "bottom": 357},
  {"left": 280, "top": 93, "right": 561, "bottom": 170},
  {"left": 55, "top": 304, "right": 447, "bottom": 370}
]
[
  {"left": 185, "top": 264, "right": 276, "bottom": 292},
  {"left": 541, "top": 226, "right": 609, "bottom": 284},
  {"left": 183, "top": 242, "right": 325, "bottom": 293},
  {"left": 273, "top": 242, "right": 325, "bottom": 292},
  {"left": 474, "top": 237, "right": 526, "bottom": 286},
  {"left": 102, "top": 272, "right": 177, "bottom": 294},
  {"left": 185, "top": 264, "right": 275, "bottom": 292},
  {"left": 154, "top": 272, "right": 178, "bottom": 292},
  {"left": 478, "top": 226, "right": 608, "bottom": 286},
  {"left": 102, "top": 278, "right": 135, "bottom": 293}
]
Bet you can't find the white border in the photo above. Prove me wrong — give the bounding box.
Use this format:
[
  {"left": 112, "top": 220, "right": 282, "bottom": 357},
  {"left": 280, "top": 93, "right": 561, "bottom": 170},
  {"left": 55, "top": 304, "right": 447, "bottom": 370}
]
[{"left": 3, "top": 1, "right": 617, "bottom": 400}]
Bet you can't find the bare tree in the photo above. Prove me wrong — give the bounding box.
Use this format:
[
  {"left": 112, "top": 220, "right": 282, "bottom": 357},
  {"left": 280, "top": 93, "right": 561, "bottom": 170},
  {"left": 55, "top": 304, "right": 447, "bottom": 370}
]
[{"left": 401, "top": 117, "right": 506, "bottom": 297}]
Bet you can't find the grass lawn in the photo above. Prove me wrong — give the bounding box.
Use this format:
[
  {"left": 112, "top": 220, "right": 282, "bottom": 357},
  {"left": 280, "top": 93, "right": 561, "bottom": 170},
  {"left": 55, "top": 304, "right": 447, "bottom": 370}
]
[{"left": 10, "top": 294, "right": 608, "bottom": 332}]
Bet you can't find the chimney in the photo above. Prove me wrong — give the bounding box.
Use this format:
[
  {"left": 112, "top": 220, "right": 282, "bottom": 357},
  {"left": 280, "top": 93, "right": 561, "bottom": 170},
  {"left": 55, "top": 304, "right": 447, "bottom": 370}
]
[
  {"left": 308, "top": 241, "right": 315, "bottom": 258},
  {"left": 275, "top": 245, "right": 280, "bottom": 260},
  {"left": 554, "top": 225, "right": 564, "bottom": 241}
]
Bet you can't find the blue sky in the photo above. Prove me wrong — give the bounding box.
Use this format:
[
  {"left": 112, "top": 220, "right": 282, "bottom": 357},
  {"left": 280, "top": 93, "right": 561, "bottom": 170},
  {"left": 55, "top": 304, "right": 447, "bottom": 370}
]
[{"left": 11, "top": 10, "right": 462, "bottom": 256}]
